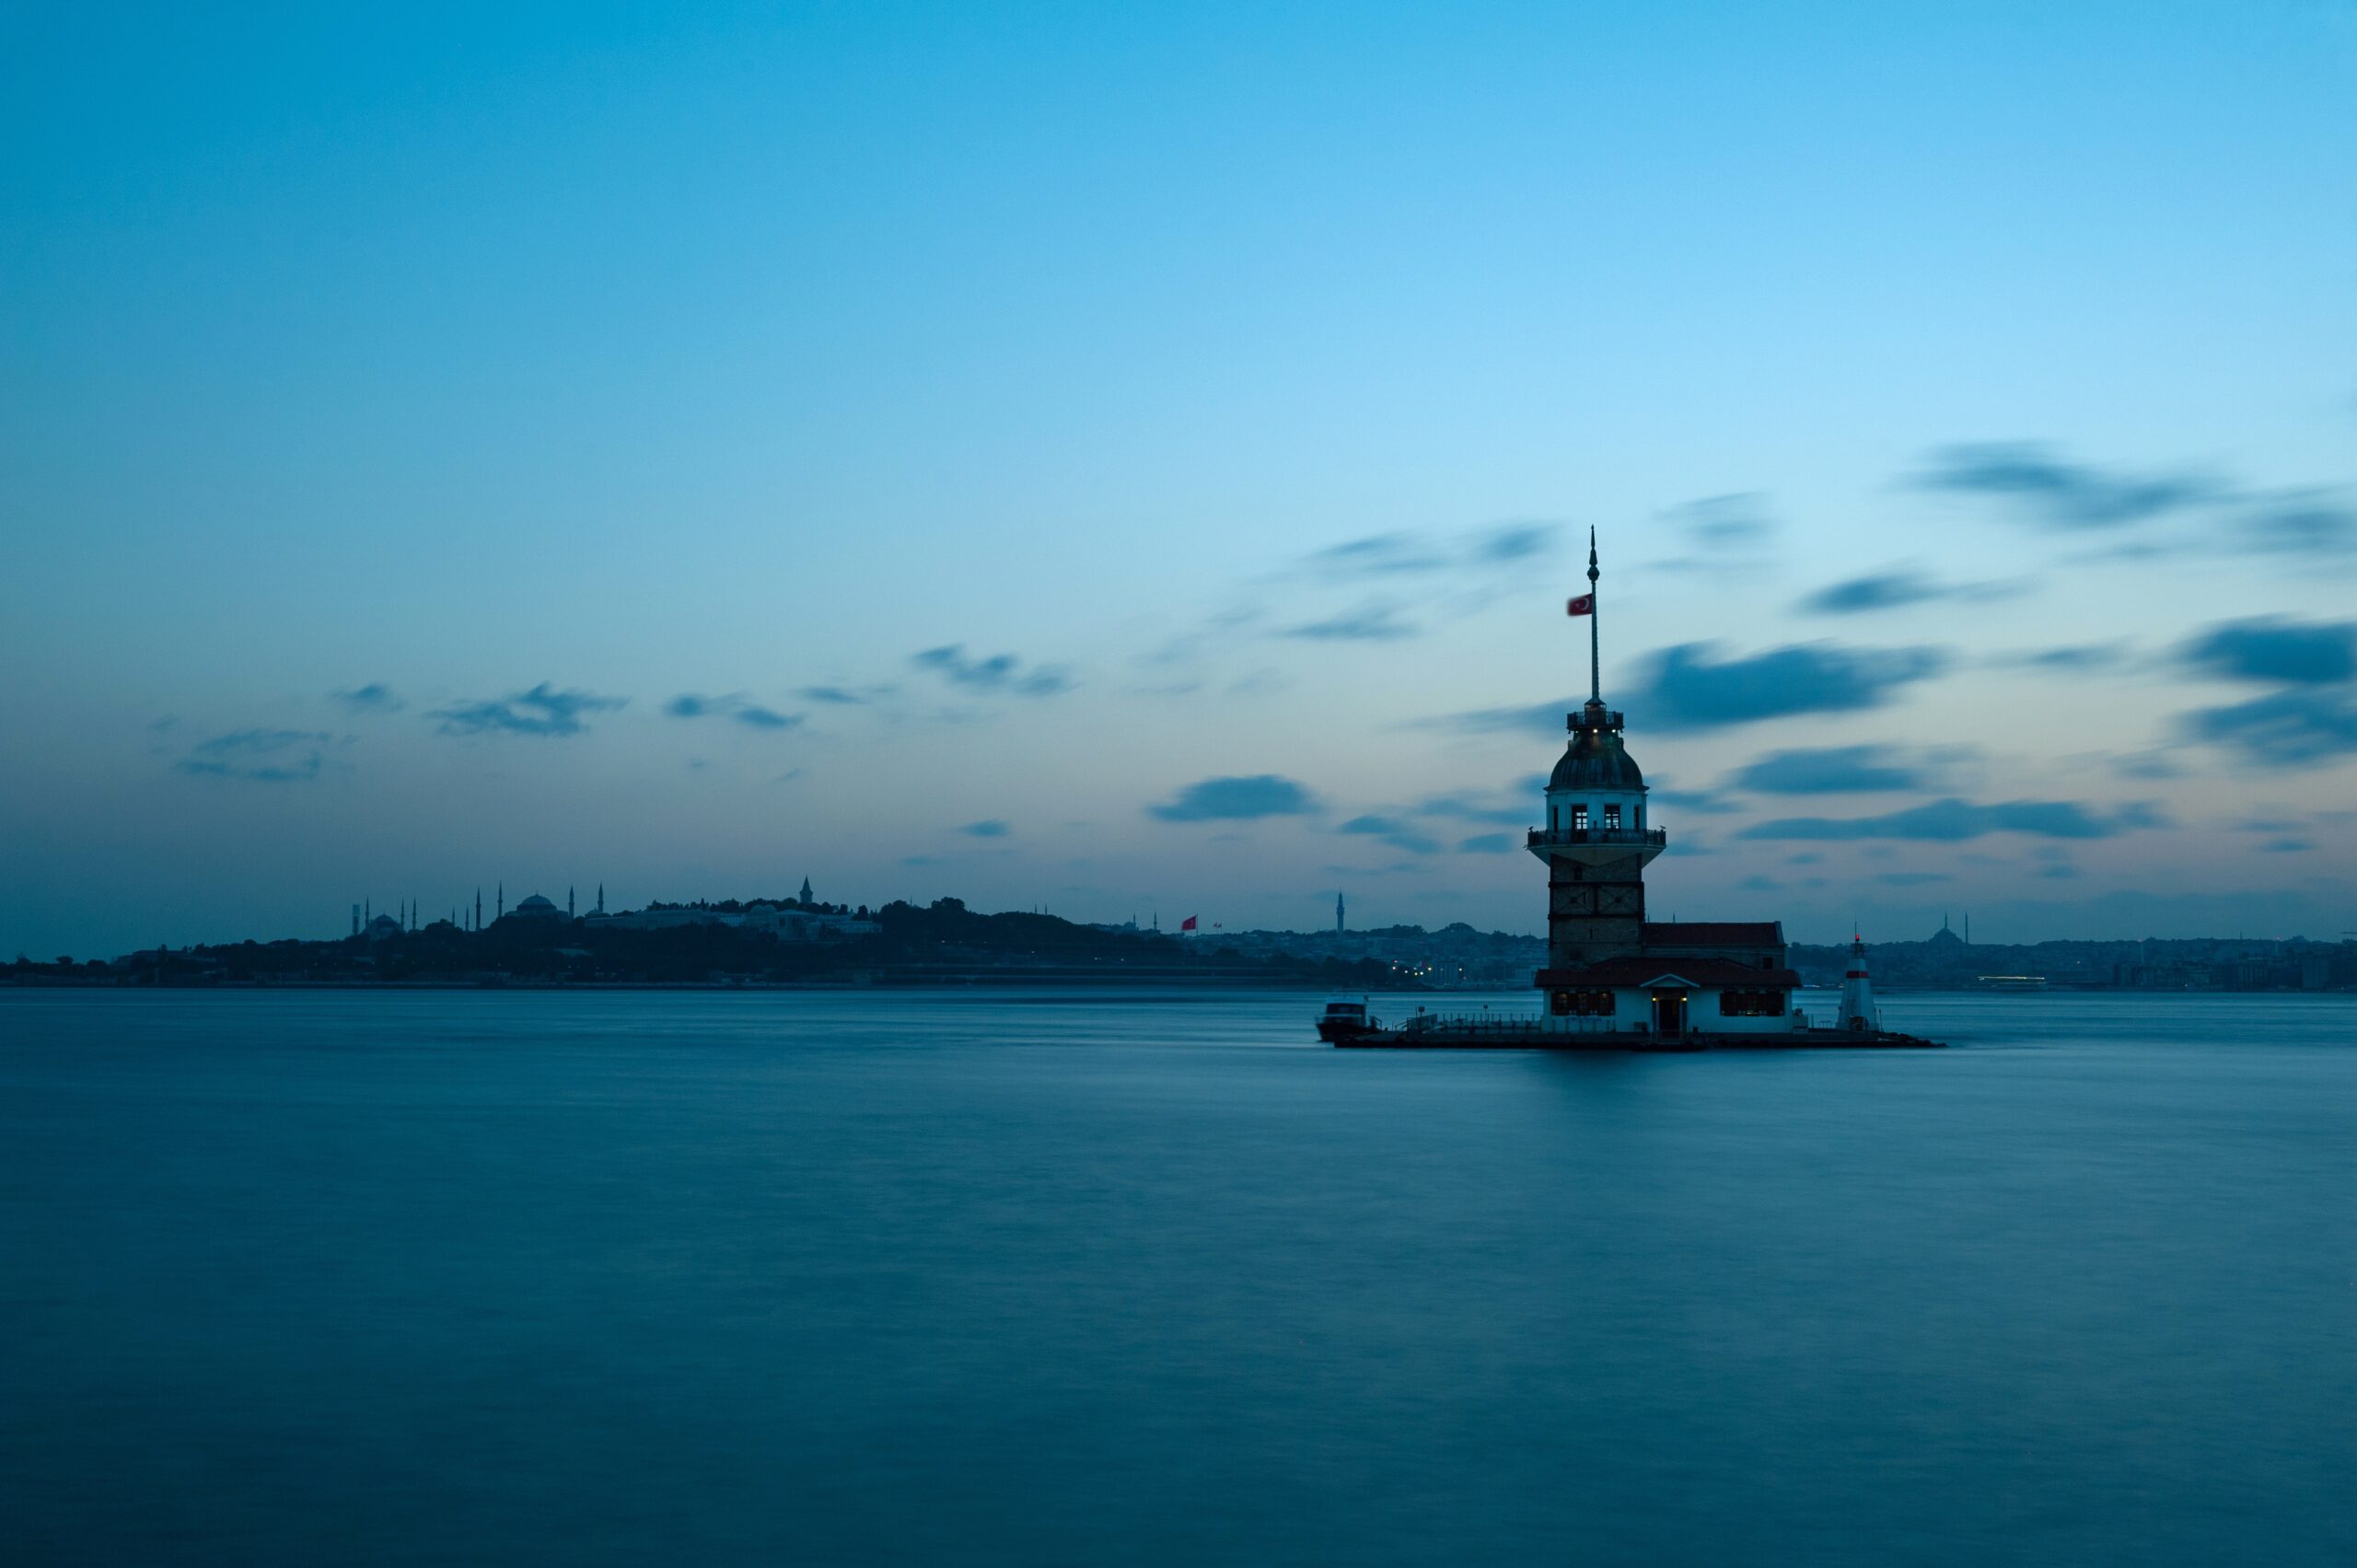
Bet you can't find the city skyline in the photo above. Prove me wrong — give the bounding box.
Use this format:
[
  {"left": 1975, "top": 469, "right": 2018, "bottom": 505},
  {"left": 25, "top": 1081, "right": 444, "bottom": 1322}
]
[{"left": 7, "top": 5, "right": 2355, "bottom": 958}]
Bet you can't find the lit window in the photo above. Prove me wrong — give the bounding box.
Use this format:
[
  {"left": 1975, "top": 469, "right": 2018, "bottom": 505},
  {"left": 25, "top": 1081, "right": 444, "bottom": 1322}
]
[
  {"left": 1573, "top": 804, "right": 1590, "bottom": 830},
  {"left": 1602, "top": 804, "right": 1621, "bottom": 830}
]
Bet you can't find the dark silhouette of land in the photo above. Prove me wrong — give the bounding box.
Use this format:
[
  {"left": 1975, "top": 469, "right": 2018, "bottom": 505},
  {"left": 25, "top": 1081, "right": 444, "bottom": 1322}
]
[
  {"left": 9, "top": 895, "right": 2352, "bottom": 992},
  {"left": 8, "top": 897, "right": 1399, "bottom": 990}
]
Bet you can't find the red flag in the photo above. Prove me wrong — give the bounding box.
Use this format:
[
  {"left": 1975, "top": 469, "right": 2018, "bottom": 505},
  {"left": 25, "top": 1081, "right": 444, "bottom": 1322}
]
[
  {"left": 1566, "top": 594, "right": 1594, "bottom": 616},
  {"left": 1180, "top": 915, "right": 1198, "bottom": 931}
]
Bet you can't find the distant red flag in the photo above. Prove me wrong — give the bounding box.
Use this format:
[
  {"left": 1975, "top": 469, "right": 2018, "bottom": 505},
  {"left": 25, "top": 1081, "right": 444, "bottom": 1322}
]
[
  {"left": 1180, "top": 915, "right": 1198, "bottom": 931},
  {"left": 1566, "top": 594, "right": 1595, "bottom": 616}
]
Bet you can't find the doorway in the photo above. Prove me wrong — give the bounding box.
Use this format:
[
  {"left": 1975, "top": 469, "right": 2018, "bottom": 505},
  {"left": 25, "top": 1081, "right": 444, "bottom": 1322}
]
[{"left": 1652, "top": 990, "right": 1688, "bottom": 1035}]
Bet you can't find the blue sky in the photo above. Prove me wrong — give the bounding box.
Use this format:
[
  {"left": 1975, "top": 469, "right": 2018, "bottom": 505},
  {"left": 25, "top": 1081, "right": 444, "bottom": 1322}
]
[{"left": 6, "top": 2, "right": 2354, "bottom": 958}]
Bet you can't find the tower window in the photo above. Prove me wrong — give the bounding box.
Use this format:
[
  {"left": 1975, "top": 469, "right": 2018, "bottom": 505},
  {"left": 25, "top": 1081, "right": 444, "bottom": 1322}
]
[
  {"left": 1602, "top": 804, "right": 1621, "bottom": 830},
  {"left": 1573, "top": 805, "right": 1590, "bottom": 830}
]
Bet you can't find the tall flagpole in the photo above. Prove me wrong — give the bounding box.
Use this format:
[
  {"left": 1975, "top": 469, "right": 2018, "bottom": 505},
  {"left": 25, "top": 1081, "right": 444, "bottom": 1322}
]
[{"left": 1587, "top": 526, "right": 1601, "bottom": 704}]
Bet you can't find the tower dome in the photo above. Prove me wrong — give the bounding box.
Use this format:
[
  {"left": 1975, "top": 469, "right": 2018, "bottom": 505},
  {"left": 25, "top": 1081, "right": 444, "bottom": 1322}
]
[{"left": 1549, "top": 703, "right": 1645, "bottom": 791}]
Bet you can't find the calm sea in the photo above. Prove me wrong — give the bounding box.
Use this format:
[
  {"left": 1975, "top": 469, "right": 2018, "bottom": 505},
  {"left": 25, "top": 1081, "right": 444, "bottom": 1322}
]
[{"left": 0, "top": 988, "right": 2348, "bottom": 1566}]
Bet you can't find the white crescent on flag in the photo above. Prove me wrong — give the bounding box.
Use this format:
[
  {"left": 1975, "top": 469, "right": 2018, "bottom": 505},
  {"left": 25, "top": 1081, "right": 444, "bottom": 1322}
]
[{"left": 1567, "top": 594, "right": 1595, "bottom": 616}]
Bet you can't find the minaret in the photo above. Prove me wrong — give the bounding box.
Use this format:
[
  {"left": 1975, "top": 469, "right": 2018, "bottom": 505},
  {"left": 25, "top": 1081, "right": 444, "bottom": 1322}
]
[
  {"left": 1336, "top": 891, "right": 1345, "bottom": 934},
  {"left": 597, "top": 883, "right": 605, "bottom": 914},
  {"left": 568, "top": 886, "right": 575, "bottom": 919},
  {"left": 474, "top": 888, "right": 482, "bottom": 931},
  {"left": 497, "top": 883, "right": 505, "bottom": 920},
  {"left": 1529, "top": 528, "right": 1664, "bottom": 969}
]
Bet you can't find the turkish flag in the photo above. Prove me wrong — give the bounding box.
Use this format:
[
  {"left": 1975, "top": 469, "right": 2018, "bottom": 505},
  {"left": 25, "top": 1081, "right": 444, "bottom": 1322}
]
[
  {"left": 1567, "top": 594, "right": 1595, "bottom": 616},
  {"left": 1180, "top": 915, "right": 1198, "bottom": 931}
]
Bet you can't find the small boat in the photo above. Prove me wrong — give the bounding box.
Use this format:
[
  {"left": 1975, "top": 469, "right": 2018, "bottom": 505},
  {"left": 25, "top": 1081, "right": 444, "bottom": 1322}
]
[{"left": 1315, "top": 995, "right": 1380, "bottom": 1043}]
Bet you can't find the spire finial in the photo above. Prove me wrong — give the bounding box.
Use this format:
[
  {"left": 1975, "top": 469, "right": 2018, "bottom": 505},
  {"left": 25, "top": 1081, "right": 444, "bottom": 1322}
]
[{"left": 1587, "top": 527, "right": 1602, "bottom": 705}]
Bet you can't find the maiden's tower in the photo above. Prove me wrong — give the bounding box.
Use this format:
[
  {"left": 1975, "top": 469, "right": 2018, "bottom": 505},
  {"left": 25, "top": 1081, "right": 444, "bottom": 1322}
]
[{"left": 1318, "top": 530, "right": 1935, "bottom": 1050}]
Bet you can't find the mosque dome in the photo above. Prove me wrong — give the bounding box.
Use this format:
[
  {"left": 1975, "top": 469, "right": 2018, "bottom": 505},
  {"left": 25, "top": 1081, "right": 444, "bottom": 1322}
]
[
  {"left": 1549, "top": 705, "right": 1645, "bottom": 792},
  {"left": 512, "top": 893, "right": 562, "bottom": 917}
]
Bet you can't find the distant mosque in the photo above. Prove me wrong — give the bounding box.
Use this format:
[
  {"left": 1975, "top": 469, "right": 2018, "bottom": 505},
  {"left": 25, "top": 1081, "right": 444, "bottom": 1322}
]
[{"left": 348, "top": 875, "right": 876, "bottom": 944}]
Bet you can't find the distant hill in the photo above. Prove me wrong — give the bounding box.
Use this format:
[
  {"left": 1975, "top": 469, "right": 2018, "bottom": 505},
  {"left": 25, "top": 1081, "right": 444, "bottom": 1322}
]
[{"left": 9, "top": 896, "right": 1409, "bottom": 990}]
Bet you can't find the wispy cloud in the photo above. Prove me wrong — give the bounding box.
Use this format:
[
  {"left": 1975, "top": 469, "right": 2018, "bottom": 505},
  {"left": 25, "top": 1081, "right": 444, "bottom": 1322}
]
[
  {"left": 1336, "top": 814, "right": 1441, "bottom": 855},
  {"left": 665, "top": 693, "right": 806, "bottom": 730},
  {"left": 1629, "top": 642, "right": 1950, "bottom": 731},
  {"left": 1147, "top": 774, "right": 1319, "bottom": 822},
  {"left": 1282, "top": 604, "right": 1421, "bottom": 642},
  {"left": 1417, "top": 640, "right": 1948, "bottom": 735},
  {"left": 432, "top": 683, "right": 626, "bottom": 738},
  {"left": 1637, "top": 494, "right": 1779, "bottom": 578},
  {"left": 2238, "top": 489, "right": 2357, "bottom": 557},
  {"left": 1152, "top": 523, "right": 1557, "bottom": 672},
  {"left": 1419, "top": 696, "right": 1582, "bottom": 735},
  {"left": 1413, "top": 776, "right": 1546, "bottom": 826},
  {"left": 2182, "top": 690, "right": 2357, "bottom": 767},
  {"left": 911, "top": 645, "right": 1074, "bottom": 697},
  {"left": 1915, "top": 443, "right": 2216, "bottom": 528},
  {"left": 177, "top": 728, "right": 342, "bottom": 783},
  {"left": 1915, "top": 444, "right": 2353, "bottom": 560},
  {"left": 330, "top": 683, "right": 403, "bottom": 714},
  {"left": 1651, "top": 787, "right": 1742, "bottom": 816},
  {"left": 958, "top": 819, "right": 1011, "bottom": 838},
  {"left": 1992, "top": 643, "right": 2131, "bottom": 673},
  {"left": 2110, "top": 750, "right": 2184, "bottom": 780},
  {"left": 797, "top": 684, "right": 893, "bottom": 705},
  {"left": 1294, "top": 522, "right": 1553, "bottom": 584},
  {"left": 1663, "top": 493, "right": 1775, "bottom": 547},
  {"left": 1798, "top": 568, "right": 2024, "bottom": 616},
  {"left": 2177, "top": 618, "right": 2356, "bottom": 685},
  {"left": 1729, "top": 745, "right": 1930, "bottom": 794},
  {"left": 1739, "top": 796, "right": 2165, "bottom": 841}
]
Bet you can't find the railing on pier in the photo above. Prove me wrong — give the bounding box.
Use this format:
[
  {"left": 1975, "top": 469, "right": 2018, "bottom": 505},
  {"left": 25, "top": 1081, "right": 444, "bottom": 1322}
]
[{"left": 1400, "top": 1010, "right": 1549, "bottom": 1036}]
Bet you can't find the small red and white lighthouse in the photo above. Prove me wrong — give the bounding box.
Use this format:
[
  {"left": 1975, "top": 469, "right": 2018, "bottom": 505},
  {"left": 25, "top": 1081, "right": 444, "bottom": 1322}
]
[{"left": 1840, "top": 933, "right": 1881, "bottom": 1032}]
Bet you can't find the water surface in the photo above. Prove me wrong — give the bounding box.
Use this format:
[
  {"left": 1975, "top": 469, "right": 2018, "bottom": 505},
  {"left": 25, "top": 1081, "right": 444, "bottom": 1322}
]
[{"left": 1, "top": 989, "right": 2349, "bottom": 1566}]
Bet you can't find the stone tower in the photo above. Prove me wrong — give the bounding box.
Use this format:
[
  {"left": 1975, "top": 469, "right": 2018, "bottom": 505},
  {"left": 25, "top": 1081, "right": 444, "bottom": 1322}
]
[{"left": 1527, "top": 529, "right": 1664, "bottom": 967}]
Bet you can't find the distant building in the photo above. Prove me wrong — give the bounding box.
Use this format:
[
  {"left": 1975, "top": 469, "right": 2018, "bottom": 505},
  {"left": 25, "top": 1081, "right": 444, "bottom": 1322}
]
[
  {"left": 741, "top": 902, "right": 878, "bottom": 941},
  {"left": 362, "top": 913, "right": 404, "bottom": 942},
  {"left": 505, "top": 893, "right": 567, "bottom": 923},
  {"left": 583, "top": 900, "right": 878, "bottom": 941},
  {"left": 583, "top": 905, "right": 733, "bottom": 933}
]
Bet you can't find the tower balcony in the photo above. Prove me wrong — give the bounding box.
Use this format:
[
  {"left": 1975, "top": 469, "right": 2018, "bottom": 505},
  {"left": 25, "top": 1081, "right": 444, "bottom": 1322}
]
[{"left": 1526, "top": 824, "right": 1667, "bottom": 867}]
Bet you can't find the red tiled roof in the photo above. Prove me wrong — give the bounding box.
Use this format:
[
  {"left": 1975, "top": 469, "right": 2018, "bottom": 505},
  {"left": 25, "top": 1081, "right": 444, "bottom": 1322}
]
[
  {"left": 1538, "top": 958, "right": 1801, "bottom": 988},
  {"left": 1640, "top": 921, "right": 1784, "bottom": 949}
]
